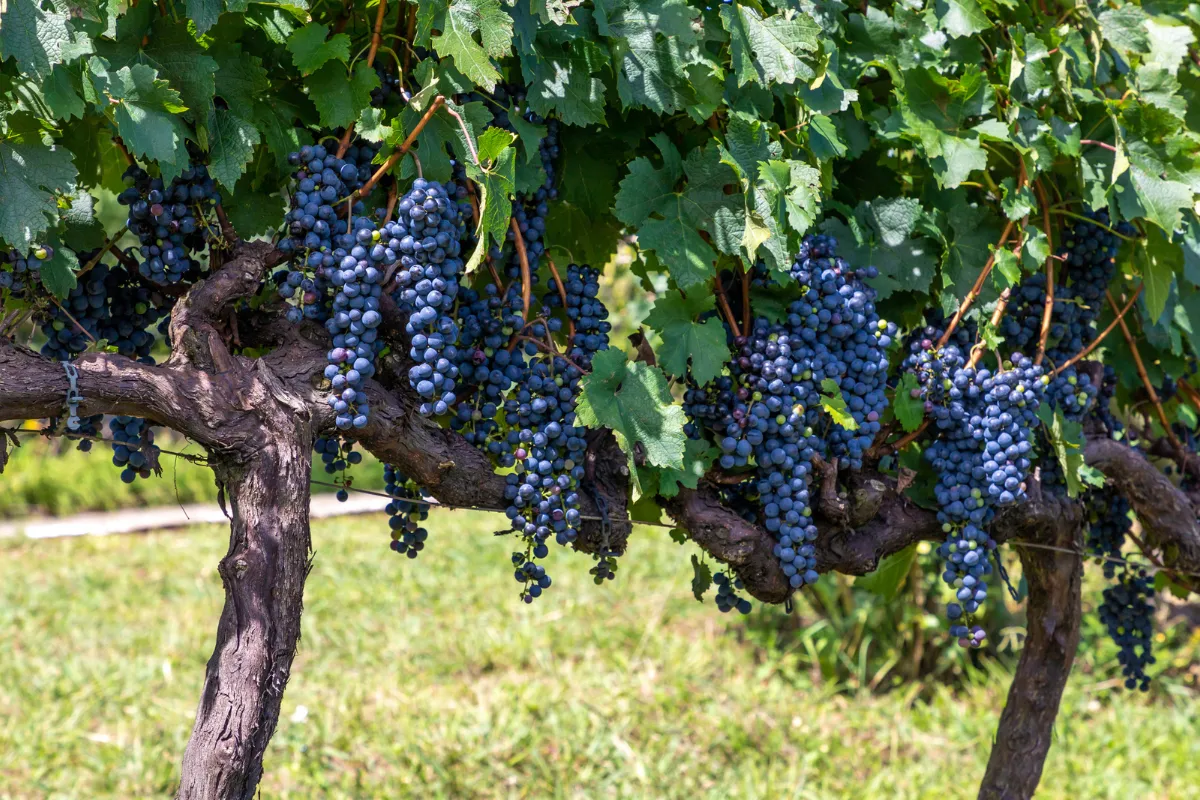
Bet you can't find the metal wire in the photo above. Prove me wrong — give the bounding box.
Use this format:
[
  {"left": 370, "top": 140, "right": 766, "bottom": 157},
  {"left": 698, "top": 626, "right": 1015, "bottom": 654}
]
[{"left": 9, "top": 427, "right": 1200, "bottom": 582}]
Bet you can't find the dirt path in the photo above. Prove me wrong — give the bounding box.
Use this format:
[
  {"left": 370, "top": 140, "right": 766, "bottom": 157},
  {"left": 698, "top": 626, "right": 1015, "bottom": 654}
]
[{"left": 0, "top": 493, "right": 383, "bottom": 539}]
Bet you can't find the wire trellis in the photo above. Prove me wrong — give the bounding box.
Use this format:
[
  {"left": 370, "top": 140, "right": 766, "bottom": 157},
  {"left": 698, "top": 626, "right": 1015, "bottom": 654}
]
[{"left": 6, "top": 426, "right": 1200, "bottom": 584}]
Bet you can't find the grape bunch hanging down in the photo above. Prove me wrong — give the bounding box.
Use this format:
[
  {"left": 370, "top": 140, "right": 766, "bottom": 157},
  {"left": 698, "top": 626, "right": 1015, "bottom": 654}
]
[
  {"left": 384, "top": 464, "right": 432, "bottom": 558},
  {"left": 118, "top": 164, "right": 220, "bottom": 285},
  {"left": 389, "top": 177, "right": 470, "bottom": 416},
  {"left": 684, "top": 234, "right": 896, "bottom": 591},
  {"left": 0, "top": 245, "right": 53, "bottom": 295},
  {"left": 109, "top": 415, "right": 158, "bottom": 483}
]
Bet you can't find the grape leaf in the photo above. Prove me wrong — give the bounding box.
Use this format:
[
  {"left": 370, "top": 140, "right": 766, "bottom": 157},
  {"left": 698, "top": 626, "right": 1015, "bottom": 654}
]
[
  {"left": 643, "top": 291, "right": 730, "bottom": 385},
  {"left": 139, "top": 19, "right": 219, "bottom": 114},
  {"left": 820, "top": 378, "right": 859, "bottom": 431},
  {"left": 854, "top": 544, "right": 916, "bottom": 599},
  {"left": 1036, "top": 405, "right": 1086, "bottom": 498},
  {"left": 690, "top": 554, "right": 712, "bottom": 601},
  {"left": 894, "top": 373, "right": 924, "bottom": 433},
  {"left": 576, "top": 348, "right": 687, "bottom": 484},
  {"left": 60, "top": 188, "right": 106, "bottom": 252},
  {"left": 818, "top": 216, "right": 937, "bottom": 300},
  {"left": 286, "top": 22, "right": 350, "bottom": 75},
  {"left": 186, "top": 0, "right": 222, "bottom": 34},
  {"left": 0, "top": 0, "right": 89, "bottom": 81},
  {"left": 522, "top": 37, "right": 608, "bottom": 127},
  {"left": 307, "top": 61, "right": 379, "bottom": 129},
  {"left": 463, "top": 129, "right": 516, "bottom": 276},
  {"left": 598, "top": 0, "right": 706, "bottom": 114},
  {"left": 89, "top": 58, "right": 190, "bottom": 179},
  {"left": 37, "top": 237, "right": 79, "bottom": 299},
  {"left": 432, "top": 0, "right": 514, "bottom": 91},
  {"left": 935, "top": 0, "right": 987, "bottom": 39},
  {"left": 653, "top": 438, "right": 717, "bottom": 500},
  {"left": 211, "top": 42, "right": 270, "bottom": 111},
  {"left": 719, "top": 4, "right": 819, "bottom": 88},
  {"left": 614, "top": 150, "right": 680, "bottom": 227},
  {"left": 0, "top": 140, "right": 79, "bottom": 249},
  {"left": 757, "top": 159, "right": 820, "bottom": 236},
  {"left": 635, "top": 200, "right": 718, "bottom": 291},
  {"left": 43, "top": 65, "right": 85, "bottom": 120},
  {"left": 1136, "top": 228, "right": 1181, "bottom": 325},
  {"left": 206, "top": 108, "right": 260, "bottom": 190},
  {"left": 1127, "top": 165, "right": 1192, "bottom": 233}
]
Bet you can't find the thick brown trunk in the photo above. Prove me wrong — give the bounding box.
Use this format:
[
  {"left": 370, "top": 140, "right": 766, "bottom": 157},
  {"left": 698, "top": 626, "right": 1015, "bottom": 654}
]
[
  {"left": 978, "top": 524, "right": 1083, "bottom": 800},
  {"left": 176, "top": 427, "right": 313, "bottom": 800}
]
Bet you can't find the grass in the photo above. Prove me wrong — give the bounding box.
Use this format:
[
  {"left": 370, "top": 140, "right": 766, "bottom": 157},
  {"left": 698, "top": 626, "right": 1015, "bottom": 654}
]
[
  {"left": 0, "top": 435, "right": 386, "bottom": 518},
  {"left": 1, "top": 513, "right": 1198, "bottom": 799}
]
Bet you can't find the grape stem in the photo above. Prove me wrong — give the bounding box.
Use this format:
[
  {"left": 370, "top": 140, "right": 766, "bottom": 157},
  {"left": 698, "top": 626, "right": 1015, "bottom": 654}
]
[
  {"left": 1106, "top": 289, "right": 1182, "bottom": 449},
  {"left": 1080, "top": 139, "right": 1118, "bottom": 153},
  {"left": 214, "top": 203, "right": 237, "bottom": 246},
  {"left": 1033, "top": 179, "right": 1055, "bottom": 365},
  {"left": 510, "top": 217, "right": 533, "bottom": 322},
  {"left": 48, "top": 294, "right": 97, "bottom": 345},
  {"left": 938, "top": 219, "right": 1018, "bottom": 348},
  {"left": 545, "top": 257, "right": 575, "bottom": 339},
  {"left": 337, "top": 0, "right": 391, "bottom": 158},
  {"left": 354, "top": 95, "right": 445, "bottom": 202},
  {"left": 738, "top": 263, "right": 751, "bottom": 338},
  {"left": 712, "top": 274, "right": 740, "bottom": 335},
  {"left": 939, "top": 160, "right": 1026, "bottom": 349},
  {"left": 1052, "top": 208, "right": 1138, "bottom": 241},
  {"left": 1051, "top": 285, "right": 1142, "bottom": 375},
  {"left": 383, "top": 183, "right": 398, "bottom": 224}
]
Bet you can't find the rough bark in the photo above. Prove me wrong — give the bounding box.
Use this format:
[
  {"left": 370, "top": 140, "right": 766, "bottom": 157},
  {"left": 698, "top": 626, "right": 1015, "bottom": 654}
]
[
  {"left": 177, "top": 430, "right": 313, "bottom": 800},
  {"left": 978, "top": 515, "right": 1084, "bottom": 800}
]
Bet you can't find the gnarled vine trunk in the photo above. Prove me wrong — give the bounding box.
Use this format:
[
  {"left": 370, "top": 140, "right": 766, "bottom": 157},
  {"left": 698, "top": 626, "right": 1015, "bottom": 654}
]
[
  {"left": 978, "top": 522, "right": 1084, "bottom": 799},
  {"left": 176, "top": 429, "right": 314, "bottom": 799}
]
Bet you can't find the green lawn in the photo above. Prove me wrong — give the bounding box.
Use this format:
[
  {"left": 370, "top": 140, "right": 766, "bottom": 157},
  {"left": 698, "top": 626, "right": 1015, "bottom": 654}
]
[{"left": 1, "top": 513, "right": 1198, "bottom": 799}]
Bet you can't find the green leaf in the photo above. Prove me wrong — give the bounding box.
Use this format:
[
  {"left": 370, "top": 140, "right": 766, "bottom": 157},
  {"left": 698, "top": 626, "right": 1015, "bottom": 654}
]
[
  {"left": 613, "top": 154, "right": 677, "bottom": 227},
  {"left": 433, "top": 0, "right": 514, "bottom": 91},
  {"left": 1097, "top": 6, "right": 1149, "bottom": 58},
  {"left": 90, "top": 58, "right": 190, "bottom": 178},
  {"left": 576, "top": 348, "right": 687, "bottom": 481},
  {"left": 719, "top": 4, "right": 819, "bottom": 88},
  {"left": 600, "top": 0, "right": 706, "bottom": 114},
  {"left": 1037, "top": 404, "right": 1086, "bottom": 498},
  {"left": 1145, "top": 17, "right": 1195, "bottom": 75},
  {"left": 522, "top": 37, "right": 608, "bottom": 127},
  {"left": 993, "top": 248, "right": 1020, "bottom": 288},
  {"left": 636, "top": 202, "right": 718, "bottom": 291},
  {"left": 808, "top": 114, "right": 847, "bottom": 160},
  {"left": 818, "top": 212, "right": 937, "bottom": 300},
  {"left": 936, "top": 0, "right": 988, "bottom": 39},
  {"left": 544, "top": 201, "right": 622, "bottom": 267},
  {"left": 0, "top": 0, "right": 89, "bottom": 81},
  {"left": 140, "top": 19, "right": 219, "bottom": 114},
  {"left": 854, "top": 544, "right": 916, "bottom": 599},
  {"left": 655, "top": 438, "right": 717, "bottom": 499},
  {"left": 941, "top": 204, "right": 1005, "bottom": 304},
  {"left": 60, "top": 188, "right": 105, "bottom": 252},
  {"left": 894, "top": 373, "right": 925, "bottom": 433},
  {"left": 37, "top": 239, "right": 78, "bottom": 299},
  {"left": 206, "top": 108, "right": 260, "bottom": 190},
  {"left": 757, "top": 159, "right": 821, "bottom": 236},
  {"left": 186, "top": 0, "right": 222, "bottom": 34},
  {"left": 286, "top": 22, "right": 351, "bottom": 75},
  {"left": 690, "top": 554, "right": 712, "bottom": 601},
  {"left": 1000, "top": 176, "right": 1035, "bottom": 221},
  {"left": 1129, "top": 165, "right": 1193, "bottom": 233},
  {"left": 820, "top": 378, "right": 858, "bottom": 431},
  {"left": 463, "top": 129, "right": 516, "bottom": 275},
  {"left": 0, "top": 141, "right": 78, "bottom": 249},
  {"left": 1136, "top": 228, "right": 1181, "bottom": 325},
  {"left": 307, "top": 61, "right": 379, "bottom": 129},
  {"left": 43, "top": 65, "right": 84, "bottom": 120},
  {"left": 643, "top": 291, "right": 730, "bottom": 385},
  {"left": 211, "top": 42, "right": 270, "bottom": 111}
]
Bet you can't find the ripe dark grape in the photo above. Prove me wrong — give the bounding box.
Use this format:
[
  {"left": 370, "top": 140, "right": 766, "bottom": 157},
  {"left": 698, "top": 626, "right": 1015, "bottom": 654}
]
[
  {"left": 118, "top": 164, "right": 219, "bottom": 285},
  {"left": 713, "top": 571, "right": 753, "bottom": 614},
  {"left": 385, "top": 464, "right": 431, "bottom": 558},
  {"left": 109, "top": 415, "right": 157, "bottom": 483},
  {"left": 1099, "top": 566, "right": 1155, "bottom": 691}
]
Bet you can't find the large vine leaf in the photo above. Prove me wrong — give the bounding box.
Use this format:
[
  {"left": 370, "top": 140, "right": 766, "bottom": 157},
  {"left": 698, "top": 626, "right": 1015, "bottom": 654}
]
[
  {"left": 643, "top": 291, "right": 730, "bottom": 385},
  {"left": 576, "top": 348, "right": 687, "bottom": 486},
  {"left": 432, "top": 0, "right": 514, "bottom": 91},
  {"left": 719, "top": 4, "right": 819, "bottom": 88},
  {"left": 0, "top": 141, "right": 78, "bottom": 249},
  {"left": 0, "top": 0, "right": 90, "bottom": 81},
  {"left": 89, "top": 58, "right": 190, "bottom": 178}
]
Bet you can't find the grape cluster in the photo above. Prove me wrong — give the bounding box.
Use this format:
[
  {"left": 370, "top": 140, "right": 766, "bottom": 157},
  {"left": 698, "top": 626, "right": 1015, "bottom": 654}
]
[
  {"left": 0, "top": 245, "right": 53, "bottom": 295},
  {"left": 909, "top": 313, "right": 1045, "bottom": 646},
  {"left": 321, "top": 215, "right": 387, "bottom": 429},
  {"left": 788, "top": 234, "right": 895, "bottom": 469},
  {"left": 385, "top": 464, "right": 431, "bottom": 558},
  {"left": 277, "top": 141, "right": 380, "bottom": 323},
  {"left": 1099, "top": 566, "right": 1155, "bottom": 691},
  {"left": 100, "top": 260, "right": 165, "bottom": 363},
  {"left": 713, "top": 571, "right": 753, "bottom": 614},
  {"left": 314, "top": 436, "right": 362, "bottom": 478},
  {"left": 370, "top": 68, "right": 411, "bottom": 107},
  {"left": 118, "top": 164, "right": 218, "bottom": 285},
  {"left": 109, "top": 415, "right": 157, "bottom": 483},
  {"left": 389, "top": 178, "right": 469, "bottom": 415},
  {"left": 683, "top": 235, "right": 895, "bottom": 595},
  {"left": 38, "top": 256, "right": 109, "bottom": 360}
]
